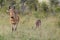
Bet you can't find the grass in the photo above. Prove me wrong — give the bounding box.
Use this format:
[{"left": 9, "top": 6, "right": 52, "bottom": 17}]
[{"left": 0, "top": 12, "right": 60, "bottom": 40}]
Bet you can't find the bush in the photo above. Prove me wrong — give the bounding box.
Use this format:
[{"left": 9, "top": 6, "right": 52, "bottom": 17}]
[
  {"left": 40, "top": 2, "right": 49, "bottom": 12},
  {"left": 0, "top": 35, "right": 4, "bottom": 40},
  {"left": 57, "top": 21, "right": 60, "bottom": 27},
  {"left": 55, "top": 7, "right": 60, "bottom": 12},
  {"left": 33, "top": 11, "right": 48, "bottom": 19}
]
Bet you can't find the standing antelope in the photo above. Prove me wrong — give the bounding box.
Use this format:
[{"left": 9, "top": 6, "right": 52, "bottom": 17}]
[
  {"left": 36, "top": 19, "right": 41, "bottom": 29},
  {"left": 9, "top": 6, "right": 19, "bottom": 32}
]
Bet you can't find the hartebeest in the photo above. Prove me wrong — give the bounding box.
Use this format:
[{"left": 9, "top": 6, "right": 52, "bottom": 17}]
[{"left": 9, "top": 6, "right": 19, "bottom": 31}]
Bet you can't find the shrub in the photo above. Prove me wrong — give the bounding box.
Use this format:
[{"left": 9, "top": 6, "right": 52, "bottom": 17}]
[
  {"left": 0, "top": 35, "right": 4, "bottom": 40},
  {"left": 55, "top": 7, "right": 60, "bottom": 13}
]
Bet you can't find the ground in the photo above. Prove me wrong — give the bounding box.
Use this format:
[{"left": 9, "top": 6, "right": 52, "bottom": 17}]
[{"left": 0, "top": 13, "right": 60, "bottom": 40}]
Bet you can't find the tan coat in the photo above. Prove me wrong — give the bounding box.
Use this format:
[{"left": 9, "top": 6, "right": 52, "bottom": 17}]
[{"left": 9, "top": 8, "right": 19, "bottom": 24}]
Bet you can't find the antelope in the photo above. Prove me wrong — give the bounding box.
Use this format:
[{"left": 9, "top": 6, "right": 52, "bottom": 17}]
[
  {"left": 9, "top": 6, "right": 19, "bottom": 32},
  {"left": 36, "top": 19, "right": 41, "bottom": 29}
]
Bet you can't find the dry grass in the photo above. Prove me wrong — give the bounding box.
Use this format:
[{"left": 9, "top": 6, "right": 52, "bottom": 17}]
[{"left": 0, "top": 14, "right": 60, "bottom": 40}]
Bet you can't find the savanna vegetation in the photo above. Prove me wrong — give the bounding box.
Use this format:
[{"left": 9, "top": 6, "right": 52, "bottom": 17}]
[{"left": 0, "top": 0, "right": 60, "bottom": 40}]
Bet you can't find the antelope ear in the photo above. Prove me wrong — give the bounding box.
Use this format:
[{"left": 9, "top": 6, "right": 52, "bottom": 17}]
[{"left": 9, "top": 6, "right": 11, "bottom": 9}]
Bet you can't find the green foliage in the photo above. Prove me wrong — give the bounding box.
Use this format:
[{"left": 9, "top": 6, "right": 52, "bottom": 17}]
[
  {"left": 0, "top": 0, "right": 4, "bottom": 7},
  {"left": 49, "top": 0, "right": 59, "bottom": 14},
  {"left": 57, "top": 21, "right": 60, "bottom": 27},
  {"left": 49, "top": 0, "right": 59, "bottom": 6},
  {"left": 33, "top": 11, "right": 48, "bottom": 19},
  {"left": 0, "top": 35, "right": 4, "bottom": 40},
  {"left": 0, "top": 0, "right": 3, "bottom": 3},
  {"left": 26, "top": 0, "right": 38, "bottom": 10},
  {"left": 40, "top": 2, "right": 49, "bottom": 12},
  {"left": 55, "top": 7, "right": 60, "bottom": 12}
]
